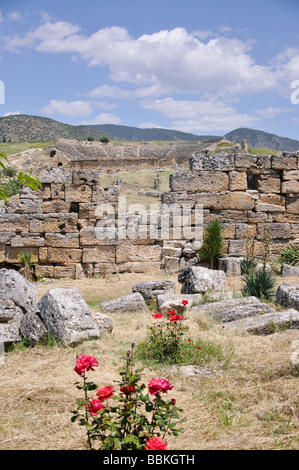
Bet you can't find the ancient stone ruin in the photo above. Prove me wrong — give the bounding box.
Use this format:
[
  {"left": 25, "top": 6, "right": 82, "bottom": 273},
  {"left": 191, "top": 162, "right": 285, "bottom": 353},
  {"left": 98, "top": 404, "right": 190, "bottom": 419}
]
[{"left": 0, "top": 150, "right": 298, "bottom": 278}]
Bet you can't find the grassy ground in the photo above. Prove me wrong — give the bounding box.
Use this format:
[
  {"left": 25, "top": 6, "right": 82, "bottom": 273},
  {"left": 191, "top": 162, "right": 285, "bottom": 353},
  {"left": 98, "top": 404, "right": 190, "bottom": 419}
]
[
  {"left": 0, "top": 141, "right": 53, "bottom": 157},
  {"left": 0, "top": 271, "right": 298, "bottom": 450}
]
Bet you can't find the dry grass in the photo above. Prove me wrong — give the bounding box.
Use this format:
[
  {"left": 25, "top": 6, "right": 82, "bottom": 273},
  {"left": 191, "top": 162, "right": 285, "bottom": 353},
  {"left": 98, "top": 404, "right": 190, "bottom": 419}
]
[{"left": 1, "top": 272, "right": 299, "bottom": 450}]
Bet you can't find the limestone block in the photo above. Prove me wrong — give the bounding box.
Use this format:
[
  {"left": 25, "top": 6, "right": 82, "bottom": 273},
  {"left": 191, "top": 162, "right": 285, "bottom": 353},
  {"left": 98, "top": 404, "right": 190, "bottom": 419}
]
[
  {"left": 5, "top": 246, "right": 39, "bottom": 264},
  {"left": 218, "top": 256, "right": 243, "bottom": 276},
  {"left": 161, "top": 191, "right": 197, "bottom": 207},
  {"left": 281, "top": 264, "right": 299, "bottom": 277},
  {"left": 0, "top": 245, "right": 5, "bottom": 263},
  {"left": 157, "top": 293, "right": 203, "bottom": 313},
  {"left": 92, "top": 186, "right": 119, "bottom": 203},
  {"left": 247, "top": 211, "right": 269, "bottom": 224},
  {"left": 282, "top": 170, "right": 299, "bottom": 180},
  {"left": 286, "top": 197, "right": 299, "bottom": 214},
  {"left": 79, "top": 202, "right": 115, "bottom": 219},
  {"left": 42, "top": 200, "right": 71, "bottom": 213},
  {"left": 235, "top": 154, "right": 271, "bottom": 170},
  {"left": 229, "top": 171, "right": 247, "bottom": 191},
  {"left": 11, "top": 233, "right": 45, "bottom": 247},
  {"left": 116, "top": 244, "right": 162, "bottom": 263},
  {"left": 189, "top": 154, "right": 235, "bottom": 171},
  {"left": 117, "top": 262, "right": 161, "bottom": 273},
  {"left": 0, "top": 232, "right": 15, "bottom": 244},
  {"left": 46, "top": 247, "right": 82, "bottom": 264},
  {"left": 224, "top": 309, "right": 299, "bottom": 335},
  {"left": 53, "top": 265, "right": 76, "bottom": 279},
  {"left": 272, "top": 154, "right": 298, "bottom": 170},
  {"left": 235, "top": 223, "right": 256, "bottom": 240},
  {"left": 228, "top": 239, "right": 246, "bottom": 255},
  {"left": 169, "top": 171, "right": 229, "bottom": 192},
  {"left": 82, "top": 246, "right": 116, "bottom": 263},
  {"left": 65, "top": 184, "right": 92, "bottom": 203},
  {"left": 196, "top": 192, "right": 255, "bottom": 211},
  {"left": 210, "top": 210, "right": 248, "bottom": 224},
  {"left": 80, "top": 227, "right": 118, "bottom": 246},
  {"left": 6, "top": 198, "right": 43, "bottom": 214},
  {"left": 0, "top": 214, "right": 30, "bottom": 232},
  {"left": 178, "top": 266, "right": 228, "bottom": 294},
  {"left": 100, "top": 293, "right": 147, "bottom": 314},
  {"left": 19, "top": 310, "right": 48, "bottom": 344},
  {"left": 0, "top": 268, "right": 37, "bottom": 313},
  {"left": 255, "top": 202, "right": 285, "bottom": 213},
  {"left": 37, "top": 288, "right": 101, "bottom": 344},
  {"left": 257, "top": 222, "right": 290, "bottom": 240},
  {"left": 132, "top": 280, "right": 175, "bottom": 300},
  {"left": 282, "top": 180, "right": 299, "bottom": 194},
  {"left": 19, "top": 185, "right": 51, "bottom": 200},
  {"left": 29, "top": 213, "right": 78, "bottom": 233},
  {"left": 257, "top": 175, "right": 281, "bottom": 194},
  {"left": 51, "top": 183, "right": 65, "bottom": 199},
  {"left": 45, "top": 233, "right": 79, "bottom": 248},
  {"left": 73, "top": 169, "right": 99, "bottom": 185},
  {"left": 276, "top": 283, "right": 299, "bottom": 310},
  {"left": 35, "top": 168, "right": 72, "bottom": 184},
  {"left": 195, "top": 296, "right": 270, "bottom": 322},
  {"left": 35, "top": 264, "right": 55, "bottom": 279},
  {"left": 161, "top": 247, "right": 182, "bottom": 257},
  {"left": 163, "top": 256, "right": 180, "bottom": 273},
  {"left": 260, "top": 194, "right": 285, "bottom": 205}
]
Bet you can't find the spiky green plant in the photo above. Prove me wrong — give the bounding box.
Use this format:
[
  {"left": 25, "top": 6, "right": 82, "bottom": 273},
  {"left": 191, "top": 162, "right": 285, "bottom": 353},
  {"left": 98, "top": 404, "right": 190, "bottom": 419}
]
[
  {"left": 280, "top": 244, "right": 299, "bottom": 266},
  {"left": 18, "top": 252, "right": 34, "bottom": 282},
  {"left": 242, "top": 269, "right": 276, "bottom": 300},
  {"left": 198, "top": 219, "right": 225, "bottom": 269},
  {"left": 241, "top": 258, "right": 257, "bottom": 275}
]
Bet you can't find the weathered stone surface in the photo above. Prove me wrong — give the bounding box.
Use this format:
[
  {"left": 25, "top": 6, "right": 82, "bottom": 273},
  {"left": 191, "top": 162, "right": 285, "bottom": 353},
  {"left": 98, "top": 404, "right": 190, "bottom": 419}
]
[
  {"left": 46, "top": 248, "right": 82, "bottom": 265},
  {"left": 281, "top": 264, "right": 299, "bottom": 277},
  {"left": 281, "top": 180, "right": 299, "bottom": 194},
  {"left": 195, "top": 192, "right": 255, "bottom": 211},
  {"left": 170, "top": 171, "right": 229, "bottom": 192},
  {"left": 65, "top": 184, "right": 92, "bottom": 203},
  {"left": 0, "top": 299, "right": 15, "bottom": 322},
  {"left": 35, "top": 264, "right": 55, "bottom": 279},
  {"left": 117, "top": 262, "right": 161, "bottom": 273},
  {"left": 157, "top": 293, "right": 202, "bottom": 313},
  {"left": 10, "top": 233, "right": 45, "bottom": 247},
  {"left": 178, "top": 266, "right": 228, "bottom": 294},
  {"left": 257, "top": 223, "right": 291, "bottom": 240},
  {"left": 179, "top": 365, "right": 215, "bottom": 378},
  {"left": 116, "top": 244, "right": 161, "bottom": 263},
  {"left": 101, "top": 292, "right": 147, "bottom": 313},
  {"left": 282, "top": 170, "right": 299, "bottom": 180},
  {"left": 19, "top": 185, "right": 51, "bottom": 200},
  {"left": 73, "top": 169, "right": 99, "bottom": 185},
  {"left": 224, "top": 308, "right": 299, "bottom": 335},
  {"left": 276, "top": 283, "right": 299, "bottom": 310},
  {"left": 229, "top": 171, "right": 247, "bottom": 191},
  {"left": 51, "top": 183, "right": 65, "bottom": 199},
  {"left": 53, "top": 265, "right": 76, "bottom": 279},
  {"left": 80, "top": 227, "right": 118, "bottom": 246},
  {"left": 45, "top": 233, "right": 79, "bottom": 248},
  {"left": 272, "top": 154, "right": 298, "bottom": 170},
  {"left": 218, "top": 256, "right": 244, "bottom": 276},
  {"left": 257, "top": 175, "right": 281, "bottom": 194},
  {"left": 82, "top": 246, "right": 115, "bottom": 263},
  {"left": 0, "top": 269, "right": 37, "bottom": 313},
  {"left": 42, "top": 200, "right": 71, "bottom": 213},
  {"left": 162, "top": 256, "right": 180, "bottom": 273},
  {"left": 235, "top": 154, "right": 271, "bottom": 170},
  {"left": 6, "top": 198, "right": 43, "bottom": 214},
  {"left": 5, "top": 246, "right": 39, "bottom": 264},
  {"left": 35, "top": 168, "right": 72, "bottom": 184},
  {"left": 92, "top": 186, "right": 119, "bottom": 203},
  {"left": 194, "top": 296, "right": 271, "bottom": 322},
  {"left": 19, "top": 310, "right": 48, "bottom": 344},
  {"left": 29, "top": 213, "right": 78, "bottom": 233},
  {"left": 92, "top": 311, "right": 114, "bottom": 333},
  {"left": 286, "top": 197, "right": 299, "bottom": 214},
  {"left": 37, "top": 288, "right": 101, "bottom": 345},
  {"left": 190, "top": 154, "right": 235, "bottom": 171},
  {"left": 132, "top": 280, "right": 175, "bottom": 300},
  {"left": 0, "top": 308, "right": 22, "bottom": 345},
  {"left": 0, "top": 214, "right": 30, "bottom": 232},
  {"left": 255, "top": 202, "right": 285, "bottom": 212}
]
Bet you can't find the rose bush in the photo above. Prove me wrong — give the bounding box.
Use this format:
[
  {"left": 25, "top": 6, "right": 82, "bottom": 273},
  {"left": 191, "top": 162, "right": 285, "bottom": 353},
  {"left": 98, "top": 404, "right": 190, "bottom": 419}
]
[{"left": 71, "top": 344, "right": 185, "bottom": 450}]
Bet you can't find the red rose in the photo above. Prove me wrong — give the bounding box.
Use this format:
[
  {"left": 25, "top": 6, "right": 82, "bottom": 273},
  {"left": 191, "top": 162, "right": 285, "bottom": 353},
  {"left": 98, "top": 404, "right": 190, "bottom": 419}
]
[
  {"left": 152, "top": 313, "right": 163, "bottom": 319},
  {"left": 148, "top": 378, "right": 173, "bottom": 395},
  {"left": 145, "top": 436, "right": 168, "bottom": 450},
  {"left": 169, "top": 314, "right": 184, "bottom": 323},
  {"left": 96, "top": 386, "right": 115, "bottom": 401},
  {"left": 167, "top": 310, "right": 176, "bottom": 316},
  {"left": 74, "top": 354, "right": 98, "bottom": 376},
  {"left": 171, "top": 398, "right": 176, "bottom": 405},
  {"left": 120, "top": 385, "right": 136, "bottom": 396},
  {"left": 85, "top": 399, "right": 105, "bottom": 416},
  {"left": 181, "top": 300, "right": 188, "bottom": 306}
]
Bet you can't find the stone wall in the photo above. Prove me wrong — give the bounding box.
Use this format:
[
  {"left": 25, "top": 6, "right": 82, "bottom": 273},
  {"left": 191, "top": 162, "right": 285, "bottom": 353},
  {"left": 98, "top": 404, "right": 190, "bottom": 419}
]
[
  {"left": 1, "top": 151, "right": 298, "bottom": 278},
  {"left": 162, "top": 151, "right": 299, "bottom": 262}
]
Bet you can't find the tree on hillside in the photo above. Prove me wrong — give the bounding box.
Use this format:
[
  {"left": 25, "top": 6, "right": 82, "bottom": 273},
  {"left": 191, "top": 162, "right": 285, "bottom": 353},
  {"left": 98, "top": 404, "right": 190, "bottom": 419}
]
[{"left": 0, "top": 154, "right": 42, "bottom": 201}]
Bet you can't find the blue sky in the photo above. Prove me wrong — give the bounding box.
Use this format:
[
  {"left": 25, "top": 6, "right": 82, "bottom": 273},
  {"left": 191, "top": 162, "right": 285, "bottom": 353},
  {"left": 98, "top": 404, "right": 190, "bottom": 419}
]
[{"left": 1, "top": 0, "right": 299, "bottom": 139}]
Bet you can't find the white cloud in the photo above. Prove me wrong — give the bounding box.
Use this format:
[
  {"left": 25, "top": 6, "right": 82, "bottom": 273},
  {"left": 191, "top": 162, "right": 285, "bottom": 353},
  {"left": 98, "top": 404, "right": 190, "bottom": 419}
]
[
  {"left": 42, "top": 100, "right": 93, "bottom": 116},
  {"left": 3, "top": 111, "right": 21, "bottom": 117},
  {"left": 80, "top": 113, "right": 121, "bottom": 125},
  {"left": 0, "top": 10, "right": 2, "bottom": 23},
  {"left": 138, "top": 122, "right": 164, "bottom": 129},
  {"left": 142, "top": 97, "right": 259, "bottom": 133},
  {"left": 7, "top": 12, "right": 24, "bottom": 22},
  {"left": 255, "top": 106, "right": 292, "bottom": 119},
  {"left": 4, "top": 24, "right": 279, "bottom": 97},
  {"left": 86, "top": 84, "right": 166, "bottom": 99}
]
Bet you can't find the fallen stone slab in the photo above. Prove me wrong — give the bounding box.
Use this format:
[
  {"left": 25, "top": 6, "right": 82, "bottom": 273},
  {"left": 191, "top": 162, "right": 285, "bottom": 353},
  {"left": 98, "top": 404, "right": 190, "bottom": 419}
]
[
  {"left": 178, "top": 266, "right": 228, "bottom": 294},
  {"left": 19, "top": 310, "right": 48, "bottom": 344},
  {"left": 92, "top": 311, "right": 114, "bottom": 333},
  {"left": 0, "top": 307, "right": 22, "bottom": 345},
  {"left": 193, "top": 296, "right": 271, "bottom": 323},
  {"left": 223, "top": 309, "right": 299, "bottom": 335},
  {"left": 0, "top": 299, "right": 16, "bottom": 323},
  {"left": 37, "top": 288, "right": 101, "bottom": 345},
  {"left": 0, "top": 269, "right": 37, "bottom": 314},
  {"left": 218, "top": 256, "right": 244, "bottom": 277},
  {"left": 100, "top": 292, "right": 147, "bottom": 314},
  {"left": 179, "top": 365, "right": 215, "bottom": 378},
  {"left": 276, "top": 283, "right": 299, "bottom": 310},
  {"left": 132, "top": 280, "right": 175, "bottom": 301},
  {"left": 156, "top": 293, "right": 203, "bottom": 313},
  {"left": 280, "top": 264, "right": 299, "bottom": 277}
]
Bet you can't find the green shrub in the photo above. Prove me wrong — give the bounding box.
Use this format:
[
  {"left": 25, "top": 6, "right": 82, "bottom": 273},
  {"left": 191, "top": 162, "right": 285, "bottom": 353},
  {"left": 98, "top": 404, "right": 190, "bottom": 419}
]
[
  {"left": 198, "top": 219, "right": 225, "bottom": 269},
  {"left": 280, "top": 244, "right": 299, "bottom": 266},
  {"left": 242, "top": 269, "right": 276, "bottom": 300},
  {"left": 241, "top": 258, "right": 257, "bottom": 275}
]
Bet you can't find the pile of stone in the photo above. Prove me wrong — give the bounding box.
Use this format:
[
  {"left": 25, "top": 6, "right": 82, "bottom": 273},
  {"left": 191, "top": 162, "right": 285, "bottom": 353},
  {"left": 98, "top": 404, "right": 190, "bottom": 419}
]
[{"left": 0, "top": 269, "right": 113, "bottom": 346}]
